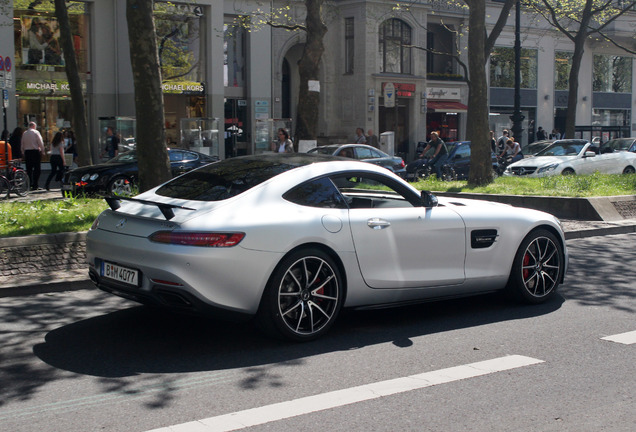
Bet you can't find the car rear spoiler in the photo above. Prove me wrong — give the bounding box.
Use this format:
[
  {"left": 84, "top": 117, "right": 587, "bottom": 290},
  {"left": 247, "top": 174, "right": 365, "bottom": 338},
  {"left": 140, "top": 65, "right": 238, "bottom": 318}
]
[{"left": 105, "top": 196, "right": 195, "bottom": 221}]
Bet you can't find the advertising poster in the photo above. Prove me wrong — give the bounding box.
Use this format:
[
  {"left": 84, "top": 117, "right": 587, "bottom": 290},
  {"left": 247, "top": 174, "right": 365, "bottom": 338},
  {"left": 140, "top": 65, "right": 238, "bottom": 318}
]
[{"left": 21, "top": 16, "right": 64, "bottom": 66}]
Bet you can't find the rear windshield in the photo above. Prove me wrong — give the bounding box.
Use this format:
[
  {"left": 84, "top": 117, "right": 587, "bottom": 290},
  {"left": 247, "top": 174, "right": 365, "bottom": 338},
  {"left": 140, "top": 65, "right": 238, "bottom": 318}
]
[{"left": 156, "top": 154, "right": 335, "bottom": 201}]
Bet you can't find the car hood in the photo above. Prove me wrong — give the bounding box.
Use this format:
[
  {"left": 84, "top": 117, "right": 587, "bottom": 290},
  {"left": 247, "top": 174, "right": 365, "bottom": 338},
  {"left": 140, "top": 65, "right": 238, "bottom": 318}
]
[
  {"left": 509, "top": 155, "right": 572, "bottom": 168},
  {"left": 69, "top": 162, "right": 135, "bottom": 174}
]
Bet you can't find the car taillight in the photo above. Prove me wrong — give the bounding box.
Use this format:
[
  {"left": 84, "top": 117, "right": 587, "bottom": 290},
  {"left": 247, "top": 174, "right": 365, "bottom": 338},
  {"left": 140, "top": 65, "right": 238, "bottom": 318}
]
[
  {"left": 400, "top": 160, "right": 405, "bottom": 168},
  {"left": 148, "top": 231, "right": 245, "bottom": 247}
]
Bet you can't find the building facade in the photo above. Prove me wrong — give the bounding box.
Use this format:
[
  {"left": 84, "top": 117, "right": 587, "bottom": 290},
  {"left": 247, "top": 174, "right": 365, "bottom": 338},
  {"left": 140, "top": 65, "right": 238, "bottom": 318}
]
[{"left": 0, "top": 0, "right": 634, "bottom": 164}]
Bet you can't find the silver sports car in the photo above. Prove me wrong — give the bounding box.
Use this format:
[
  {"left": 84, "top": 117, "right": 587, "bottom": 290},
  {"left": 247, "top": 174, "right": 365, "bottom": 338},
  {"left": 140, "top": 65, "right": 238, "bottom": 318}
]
[{"left": 86, "top": 153, "right": 568, "bottom": 341}]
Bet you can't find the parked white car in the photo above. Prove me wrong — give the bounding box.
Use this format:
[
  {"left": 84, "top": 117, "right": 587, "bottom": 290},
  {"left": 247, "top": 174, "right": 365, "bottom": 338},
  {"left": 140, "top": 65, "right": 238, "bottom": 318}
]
[{"left": 504, "top": 139, "right": 636, "bottom": 177}]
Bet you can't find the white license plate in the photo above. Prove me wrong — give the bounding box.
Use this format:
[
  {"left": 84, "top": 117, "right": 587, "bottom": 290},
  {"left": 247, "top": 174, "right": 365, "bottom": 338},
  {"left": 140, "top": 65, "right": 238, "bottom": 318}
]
[{"left": 102, "top": 261, "right": 139, "bottom": 286}]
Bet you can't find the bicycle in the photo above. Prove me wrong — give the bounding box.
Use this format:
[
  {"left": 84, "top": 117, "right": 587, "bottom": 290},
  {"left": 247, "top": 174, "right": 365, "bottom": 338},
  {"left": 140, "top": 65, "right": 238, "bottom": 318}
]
[{"left": 0, "top": 160, "right": 31, "bottom": 200}]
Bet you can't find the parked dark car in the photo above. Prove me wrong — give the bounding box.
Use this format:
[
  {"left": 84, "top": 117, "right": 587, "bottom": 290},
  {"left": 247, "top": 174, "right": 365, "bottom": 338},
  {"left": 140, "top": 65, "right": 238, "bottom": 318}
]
[
  {"left": 599, "top": 137, "right": 636, "bottom": 154},
  {"left": 406, "top": 141, "right": 499, "bottom": 181},
  {"left": 307, "top": 144, "right": 406, "bottom": 177},
  {"left": 62, "top": 148, "right": 218, "bottom": 196},
  {"left": 521, "top": 139, "right": 553, "bottom": 158}
]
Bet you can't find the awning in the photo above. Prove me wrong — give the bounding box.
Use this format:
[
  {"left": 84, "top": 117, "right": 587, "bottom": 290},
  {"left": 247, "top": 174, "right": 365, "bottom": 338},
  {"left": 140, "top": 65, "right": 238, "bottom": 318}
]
[{"left": 427, "top": 101, "right": 468, "bottom": 113}]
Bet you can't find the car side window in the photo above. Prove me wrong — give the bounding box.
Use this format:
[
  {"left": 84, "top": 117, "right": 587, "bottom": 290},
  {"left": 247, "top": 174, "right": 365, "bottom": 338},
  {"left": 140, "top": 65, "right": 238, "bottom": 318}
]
[
  {"left": 283, "top": 176, "right": 348, "bottom": 209},
  {"left": 455, "top": 145, "right": 471, "bottom": 160},
  {"left": 182, "top": 151, "right": 198, "bottom": 162},
  {"left": 169, "top": 151, "right": 184, "bottom": 162},
  {"left": 330, "top": 173, "right": 419, "bottom": 209},
  {"left": 355, "top": 147, "right": 374, "bottom": 159}
]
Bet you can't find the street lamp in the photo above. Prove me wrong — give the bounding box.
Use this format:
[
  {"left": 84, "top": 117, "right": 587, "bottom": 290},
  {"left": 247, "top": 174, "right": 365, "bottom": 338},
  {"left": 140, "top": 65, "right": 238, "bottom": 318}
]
[{"left": 510, "top": 0, "right": 524, "bottom": 142}]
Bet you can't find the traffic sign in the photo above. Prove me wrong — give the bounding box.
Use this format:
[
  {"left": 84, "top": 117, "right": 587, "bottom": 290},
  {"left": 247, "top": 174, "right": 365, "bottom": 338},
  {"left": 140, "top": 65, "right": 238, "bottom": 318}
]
[
  {"left": 0, "top": 56, "right": 4, "bottom": 71},
  {"left": 5, "top": 57, "right": 11, "bottom": 72},
  {"left": 384, "top": 82, "right": 395, "bottom": 108},
  {"left": 3, "top": 90, "right": 8, "bottom": 108}
]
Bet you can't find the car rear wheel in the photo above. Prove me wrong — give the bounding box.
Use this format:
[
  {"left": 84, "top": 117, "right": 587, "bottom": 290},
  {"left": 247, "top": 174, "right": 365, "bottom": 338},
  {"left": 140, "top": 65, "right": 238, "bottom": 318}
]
[
  {"left": 622, "top": 166, "right": 635, "bottom": 174},
  {"left": 257, "top": 248, "right": 343, "bottom": 341},
  {"left": 561, "top": 168, "right": 575, "bottom": 175},
  {"left": 507, "top": 229, "right": 564, "bottom": 304},
  {"left": 107, "top": 176, "right": 133, "bottom": 196}
]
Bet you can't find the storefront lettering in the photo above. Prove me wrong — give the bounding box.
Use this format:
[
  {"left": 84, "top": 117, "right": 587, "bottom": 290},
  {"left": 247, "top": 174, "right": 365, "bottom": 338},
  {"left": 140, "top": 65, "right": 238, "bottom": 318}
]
[
  {"left": 26, "top": 82, "right": 70, "bottom": 91},
  {"left": 162, "top": 82, "right": 205, "bottom": 94}
]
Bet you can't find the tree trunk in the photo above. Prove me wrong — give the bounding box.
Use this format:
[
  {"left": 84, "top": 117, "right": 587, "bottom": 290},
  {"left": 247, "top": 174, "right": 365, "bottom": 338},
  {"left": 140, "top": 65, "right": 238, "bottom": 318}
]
[
  {"left": 563, "top": 2, "right": 594, "bottom": 139},
  {"left": 465, "top": 0, "right": 492, "bottom": 186},
  {"left": 126, "top": 0, "right": 171, "bottom": 192},
  {"left": 295, "top": 0, "right": 327, "bottom": 142},
  {"left": 54, "top": 0, "right": 92, "bottom": 166}
]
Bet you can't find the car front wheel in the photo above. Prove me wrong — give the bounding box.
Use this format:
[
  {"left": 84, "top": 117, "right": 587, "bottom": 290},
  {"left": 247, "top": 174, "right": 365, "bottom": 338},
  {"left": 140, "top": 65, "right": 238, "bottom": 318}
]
[
  {"left": 507, "top": 229, "right": 564, "bottom": 304},
  {"left": 107, "top": 176, "right": 133, "bottom": 196},
  {"left": 623, "top": 166, "right": 635, "bottom": 174},
  {"left": 257, "top": 248, "right": 343, "bottom": 341}
]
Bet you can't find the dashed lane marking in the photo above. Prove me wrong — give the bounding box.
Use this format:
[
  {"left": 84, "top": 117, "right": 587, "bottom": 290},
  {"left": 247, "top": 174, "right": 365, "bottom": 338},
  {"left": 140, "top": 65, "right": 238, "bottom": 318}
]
[
  {"left": 146, "top": 355, "right": 544, "bottom": 432},
  {"left": 601, "top": 330, "right": 636, "bottom": 345}
]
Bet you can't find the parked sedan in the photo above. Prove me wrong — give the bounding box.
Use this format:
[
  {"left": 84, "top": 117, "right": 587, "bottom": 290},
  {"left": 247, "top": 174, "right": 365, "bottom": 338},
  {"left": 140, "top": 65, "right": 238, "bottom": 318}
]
[
  {"left": 406, "top": 141, "right": 498, "bottom": 181},
  {"left": 521, "top": 139, "right": 553, "bottom": 158},
  {"left": 87, "top": 153, "right": 568, "bottom": 341},
  {"left": 307, "top": 144, "right": 406, "bottom": 177},
  {"left": 598, "top": 137, "right": 636, "bottom": 154},
  {"left": 504, "top": 139, "right": 636, "bottom": 177},
  {"left": 62, "top": 148, "right": 218, "bottom": 196}
]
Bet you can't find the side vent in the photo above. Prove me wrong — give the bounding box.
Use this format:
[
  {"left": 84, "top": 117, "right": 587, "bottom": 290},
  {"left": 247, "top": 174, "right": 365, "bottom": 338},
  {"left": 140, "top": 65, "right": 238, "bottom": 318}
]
[{"left": 471, "top": 229, "right": 498, "bottom": 249}]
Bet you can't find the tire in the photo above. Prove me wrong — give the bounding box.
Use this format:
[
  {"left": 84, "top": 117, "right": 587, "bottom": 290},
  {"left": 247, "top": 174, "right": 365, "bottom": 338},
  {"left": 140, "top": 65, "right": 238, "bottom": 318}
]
[
  {"left": 257, "top": 248, "right": 343, "bottom": 341},
  {"left": 622, "top": 166, "right": 635, "bottom": 174},
  {"left": 0, "top": 176, "right": 10, "bottom": 200},
  {"left": 441, "top": 165, "right": 456, "bottom": 181},
  {"left": 12, "top": 170, "right": 30, "bottom": 197},
  {"left": 507, "top": 229, "right": 564, "bottom": 304},
  {"left": 107, "top": 176, "right": 133, "bottom": 196},
  {"left": 561, "top": 168, "right": 575, "bottom": 175},
  {"left": 415, "top": 165, "right": 432, "bottom": 180}
]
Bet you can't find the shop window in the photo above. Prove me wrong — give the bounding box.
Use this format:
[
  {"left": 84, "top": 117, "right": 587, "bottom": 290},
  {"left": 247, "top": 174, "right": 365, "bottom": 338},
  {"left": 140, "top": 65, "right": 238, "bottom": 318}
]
[
  {"left": 593, "top": 55, "right": 632, "bottom": 93},
  {"left": 224, "top": 20, "right": 246, "bottom": 88},
  {"left": 14, "top": 1, "right": 89, "bottom": 72},
  {"left": 489, "top": 47, "right": 537, "bottom": 89},
  {"left": 379, "top": 19, "right": 412, "bottom": 75},
  {"left": 555, "top": 51, "right": 572, "bottom": 91}
]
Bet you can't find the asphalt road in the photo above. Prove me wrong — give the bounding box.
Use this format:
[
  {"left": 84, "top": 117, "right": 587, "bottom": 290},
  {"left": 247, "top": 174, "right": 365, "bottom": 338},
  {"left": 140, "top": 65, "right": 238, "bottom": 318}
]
[{"left": 0, "top": 233, "right": 634, "bottom": 432}]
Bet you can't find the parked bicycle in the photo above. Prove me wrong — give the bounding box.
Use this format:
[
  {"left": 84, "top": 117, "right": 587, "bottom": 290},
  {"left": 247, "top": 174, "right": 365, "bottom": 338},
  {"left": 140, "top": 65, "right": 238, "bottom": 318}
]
[{"left": 0, "top": 160, "right": 31, "bottom": 199}]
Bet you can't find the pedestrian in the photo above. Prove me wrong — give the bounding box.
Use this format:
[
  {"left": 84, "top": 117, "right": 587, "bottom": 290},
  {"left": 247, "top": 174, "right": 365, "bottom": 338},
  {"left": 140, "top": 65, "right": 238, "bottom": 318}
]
[
  {"left": 418, "top": 131, "right": 448, "bottom": 179},
  {"left": 45, "top": 131, "right": 65, "bottom": 190},
  {"left": 536, "top": 126, "right": 546, "bottom": 141},
  {"left": 21, "top": 121, "right": 45, "bottom": 190},
  {"left": 499, "top": 138, "right": 523, "bottom": 163},
  {"left": 271, "top": 128, "right": 294, "bottom": 153},
  {"left": 490, "top": 131, "right": 497, "bottom": 153},
  {"left": 354, "top": 128, "right": 366, "bottom": 144},
  {"left": 101, "top": 126, "right": 119, "bottom": 159},
  {"left": 496, "top": 129, "right": 509, "bottom": 153},
  {"left": 8, "top": 127, "right": 24, "bottom": 160},
  {"left": 366, "top": 129, "right": 379, "bottom": 148},
  {"left": 550, "top": 128, "right": 561, "bottom": 140}
]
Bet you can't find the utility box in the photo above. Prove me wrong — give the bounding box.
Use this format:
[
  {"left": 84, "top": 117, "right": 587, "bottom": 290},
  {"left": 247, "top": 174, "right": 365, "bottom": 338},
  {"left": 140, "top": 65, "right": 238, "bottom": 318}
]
[{"left": 380, "top": 131, "right": 395, "bottom": 155}]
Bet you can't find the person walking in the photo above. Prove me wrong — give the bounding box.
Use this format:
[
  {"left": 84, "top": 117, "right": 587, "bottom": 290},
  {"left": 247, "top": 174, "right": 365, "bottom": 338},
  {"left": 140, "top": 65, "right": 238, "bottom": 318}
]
[
  {"left": 45, "top": 131, "right": 65, "bottom": 190},
  {"left": 354, "top": 128, "right": 367, "bottom": 144},
  {"left": 21, "top": 121, "right": 45, "bottom": 190},
  {"left": 101, "top": 127, "right": 119, "bottom": 160},
  {"left": 9, "top": 127, "right": 24, "bottom": 161},
  {"left": 366, "top": 129, "right": 379, "bottom": 148},
  {"left": 536, "top": 127, "right": 547, "bottom": 141},
  {"left": 496, "top": 129, "right": 509, "bottom": 153},
  {"left": 271, "top": 128, "right": 294, "bottom": 153}
]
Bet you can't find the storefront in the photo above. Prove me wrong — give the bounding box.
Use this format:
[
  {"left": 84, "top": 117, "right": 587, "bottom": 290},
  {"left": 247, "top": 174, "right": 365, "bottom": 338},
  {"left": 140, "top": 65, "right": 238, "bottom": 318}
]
[
  {"left": 13, "top": 2, "right": 90, "bottom": 150},
  {"left": 425, "top": 86, "right": 467, "bottom": 142},
  {"left": 379, "top": 82, "right": 415, "bottom": 158}
]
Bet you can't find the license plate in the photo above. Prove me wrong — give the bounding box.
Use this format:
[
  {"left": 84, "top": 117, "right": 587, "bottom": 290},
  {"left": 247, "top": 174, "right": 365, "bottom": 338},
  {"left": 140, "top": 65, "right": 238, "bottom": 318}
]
[{"left": 102, "top": 261, "right": 139, "bottom": 286}]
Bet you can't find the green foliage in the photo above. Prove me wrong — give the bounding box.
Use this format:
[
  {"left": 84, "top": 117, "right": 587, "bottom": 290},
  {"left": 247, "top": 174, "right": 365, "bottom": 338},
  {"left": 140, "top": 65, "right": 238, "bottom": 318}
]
[
  {"left": 0, "top": 198, "right": 108, "bottom": 238},
  {"left": 415, "top": 172, "right": 636, "bottom": 197}
]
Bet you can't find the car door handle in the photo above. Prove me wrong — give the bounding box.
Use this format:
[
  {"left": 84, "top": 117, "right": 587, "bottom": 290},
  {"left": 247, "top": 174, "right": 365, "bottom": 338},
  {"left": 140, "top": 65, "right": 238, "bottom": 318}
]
[{"left": 367, "top": 218, "right": 391, "bottom": 230}]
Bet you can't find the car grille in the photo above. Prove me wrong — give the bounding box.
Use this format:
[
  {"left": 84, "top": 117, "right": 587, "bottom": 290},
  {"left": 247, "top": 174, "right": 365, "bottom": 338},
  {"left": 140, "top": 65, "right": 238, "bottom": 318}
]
[{"left": 509, "top": 166, "right": 537, "bottom": 176}]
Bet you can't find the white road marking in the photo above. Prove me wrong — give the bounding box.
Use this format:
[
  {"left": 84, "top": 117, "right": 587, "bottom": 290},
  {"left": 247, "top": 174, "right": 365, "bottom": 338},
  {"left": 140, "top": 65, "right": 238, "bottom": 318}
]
[
  {"left": 146, "top": 355, "right": 544, "bottom": 432},
  {"left": 601, "top": 330, "right": 636, "bottom": 345}
]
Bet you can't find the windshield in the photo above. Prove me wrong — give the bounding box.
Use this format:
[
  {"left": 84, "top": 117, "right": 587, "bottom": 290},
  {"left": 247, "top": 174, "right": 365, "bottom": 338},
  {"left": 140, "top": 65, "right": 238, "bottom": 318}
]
[
  {"left": 156, "top": 153, "right": 336, "bottom": 201},
  {"left": 107, "top": 150, "right": 138, "bottom": 163},
  {"left": 308, "top": 146, "right": 338, "bottom": 155},
  {"left": 535, "top": 141, "right": 587, "bottom": 157}
]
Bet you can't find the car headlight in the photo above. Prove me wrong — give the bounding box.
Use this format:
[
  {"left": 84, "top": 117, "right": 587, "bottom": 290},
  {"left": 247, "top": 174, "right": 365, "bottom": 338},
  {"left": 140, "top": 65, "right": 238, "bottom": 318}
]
[
  {"left": 538, "top": 163, "right": 559, "bottom": 173},
  {"left": 81, "top": 173, "right": 100, "bottom": 182}
]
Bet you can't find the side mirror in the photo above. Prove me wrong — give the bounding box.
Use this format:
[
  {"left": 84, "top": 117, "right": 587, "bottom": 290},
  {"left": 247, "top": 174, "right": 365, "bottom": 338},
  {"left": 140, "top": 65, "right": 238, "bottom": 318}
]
[
  {"left": 421, "top": 190, "right": 439, "bottom": 207},
  {"left": 584, "top": 151, "right": 596, "bottom": 158}
]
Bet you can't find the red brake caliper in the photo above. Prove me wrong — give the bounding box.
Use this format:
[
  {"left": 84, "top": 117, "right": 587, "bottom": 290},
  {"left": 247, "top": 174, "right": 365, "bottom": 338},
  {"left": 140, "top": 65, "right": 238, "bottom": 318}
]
[{"left": 522, "top": 252, "right": 530, "bottom": 280}]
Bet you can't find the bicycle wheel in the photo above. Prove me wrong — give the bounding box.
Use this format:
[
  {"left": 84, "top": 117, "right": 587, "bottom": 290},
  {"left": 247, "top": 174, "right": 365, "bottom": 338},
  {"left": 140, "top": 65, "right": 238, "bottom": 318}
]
[
  {"left": 0, "top": 176, "right": 10, "bottom": 200},
  {"left": 12, "top": 170, "right": 30, "bottom": 197}
]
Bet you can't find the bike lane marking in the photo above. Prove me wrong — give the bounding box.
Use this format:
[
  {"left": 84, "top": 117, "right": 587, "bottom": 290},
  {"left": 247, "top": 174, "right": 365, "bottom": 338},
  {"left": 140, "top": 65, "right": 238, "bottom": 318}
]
[
  {"left": 147, "top": 355, "right": 544, "bottom": 432},
  {"left": 601, "top": 330, "right": 636, "bottom": 345}
]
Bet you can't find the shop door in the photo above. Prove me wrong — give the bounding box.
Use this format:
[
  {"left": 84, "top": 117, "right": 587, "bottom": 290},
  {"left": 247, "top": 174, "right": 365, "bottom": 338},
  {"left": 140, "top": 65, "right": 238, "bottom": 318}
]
[
  {"left": 224, "top": 98, "right": 249, "bottom": 158},
  {"left": 379, "top": 100, "right": 409, "bottom": 159}
]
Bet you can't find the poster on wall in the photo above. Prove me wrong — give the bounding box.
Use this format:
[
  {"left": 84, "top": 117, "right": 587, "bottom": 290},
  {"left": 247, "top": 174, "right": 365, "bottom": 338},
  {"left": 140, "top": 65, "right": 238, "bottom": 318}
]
[{"left": 21, "top": 16, "right": 64, "bottom": 66}]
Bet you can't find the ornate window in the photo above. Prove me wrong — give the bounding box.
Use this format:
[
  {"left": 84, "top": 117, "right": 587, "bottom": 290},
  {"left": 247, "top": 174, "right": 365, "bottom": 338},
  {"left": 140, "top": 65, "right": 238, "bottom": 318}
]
[
  {"left": 555, "top": 51, "right": 572, "bottom": 91},
  {"left": 345, "top": 18, "right": 354, "bottom": 74},
  {"left": 489, "top": 47, "right": 537, "bottom": 89},
  {"left": 593, "top": 55, "right": 632, "bottom": 93},
  {"left": 379, "top": 19, "right": 412, "bottom": 74}
]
